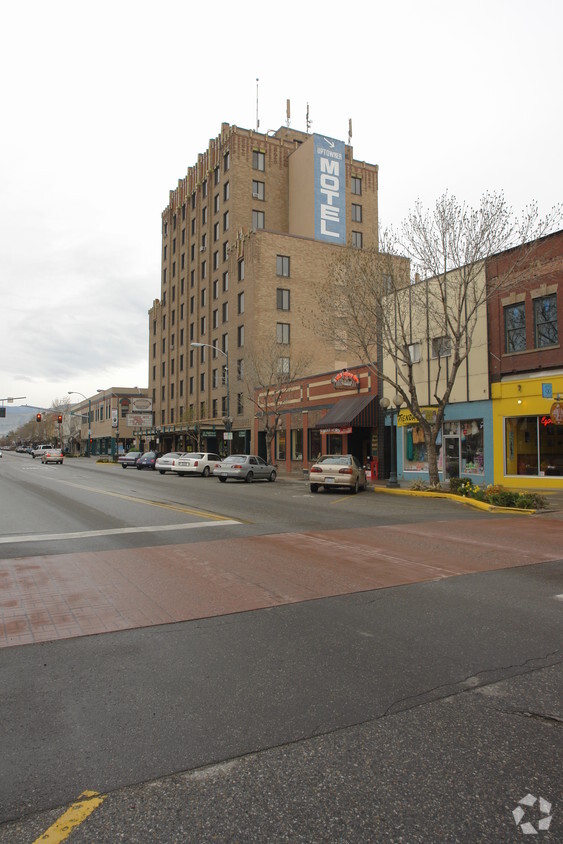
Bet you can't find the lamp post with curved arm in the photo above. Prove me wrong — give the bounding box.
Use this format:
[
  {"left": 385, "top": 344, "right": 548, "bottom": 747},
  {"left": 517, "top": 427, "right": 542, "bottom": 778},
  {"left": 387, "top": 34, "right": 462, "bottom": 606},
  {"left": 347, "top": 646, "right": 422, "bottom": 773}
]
[
  {"left": 68, "top": 391, "right": 91, "bottom": 457},
  {"left": 380, "top": 394, "right": 403, "bottom": 488},
  {"left": 191, "top": 342, "right": 232, "bottom": 455}
]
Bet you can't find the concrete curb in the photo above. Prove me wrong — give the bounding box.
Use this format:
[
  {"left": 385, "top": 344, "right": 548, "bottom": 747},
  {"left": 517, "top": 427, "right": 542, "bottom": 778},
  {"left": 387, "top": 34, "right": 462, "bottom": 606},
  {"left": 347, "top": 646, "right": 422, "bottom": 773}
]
[{"left": 371, "top": 486, "right": 538, "bottom": 514}]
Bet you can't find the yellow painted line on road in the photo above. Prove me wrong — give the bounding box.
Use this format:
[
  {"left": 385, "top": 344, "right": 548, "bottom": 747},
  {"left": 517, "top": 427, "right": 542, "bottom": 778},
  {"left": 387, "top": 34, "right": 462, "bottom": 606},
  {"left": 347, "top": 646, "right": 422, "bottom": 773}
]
[
  {"left": 33, "top": 790, "right": 106, "bottom": 843},
  {"left": 50, "top": 478, "right": 230, "bottom": 521}
]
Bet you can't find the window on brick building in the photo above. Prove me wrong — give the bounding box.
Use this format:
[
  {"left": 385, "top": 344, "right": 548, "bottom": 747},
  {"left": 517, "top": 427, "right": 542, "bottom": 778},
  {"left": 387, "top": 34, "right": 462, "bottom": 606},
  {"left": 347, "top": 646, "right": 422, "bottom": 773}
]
[
  {"left": 276, "top": 322, "right": 290, "bottom": 344},
  {"left": 277, "top": 288, "right": 290, "bottom": 311},
  {"left": 352, "top": 231, "right": 363, "bottom": 248},
  {"left": 351, "top": 176, "right": 362, "bottom": 195},
  {"left": 252, "top": 150, "right": 265, "bottom": 171},
  {"left": 276, "top": 255, "right": 290, "bottom": 277},
  {"left": 252, "top": 180, "right": 265, "bottom": 200},
  {"left": 252, "top": 210, "right": 265, "bottom": 230},
  {"left": 352, "top": 203, "right": 363, "bottom": 222},
  {"left": 534, "top": 294, "right": 558, "bottom": 348},
  {"left": 504, "top": 303, "right": 526, "bottom": 353}
]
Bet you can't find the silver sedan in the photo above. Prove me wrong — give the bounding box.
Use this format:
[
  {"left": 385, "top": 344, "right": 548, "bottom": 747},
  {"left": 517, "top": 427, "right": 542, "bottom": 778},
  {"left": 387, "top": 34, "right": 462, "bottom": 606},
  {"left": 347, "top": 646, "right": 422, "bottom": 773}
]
[{"left": 213, "top": 454, "right": 277, "bottom": 483}]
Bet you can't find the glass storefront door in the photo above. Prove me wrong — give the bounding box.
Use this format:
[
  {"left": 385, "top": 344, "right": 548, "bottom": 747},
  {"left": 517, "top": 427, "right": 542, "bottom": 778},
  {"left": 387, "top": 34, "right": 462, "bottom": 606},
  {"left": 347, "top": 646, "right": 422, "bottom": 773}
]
[{"left": 445, "top": 437, "right": 460, "bottom": 479}]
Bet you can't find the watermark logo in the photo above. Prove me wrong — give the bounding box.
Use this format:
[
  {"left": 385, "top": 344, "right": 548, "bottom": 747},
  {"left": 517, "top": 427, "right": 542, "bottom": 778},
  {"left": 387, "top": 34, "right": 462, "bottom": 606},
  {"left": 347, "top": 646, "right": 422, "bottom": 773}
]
[{"left": 512, "top": 794, "right": 552, "bottom": 835}]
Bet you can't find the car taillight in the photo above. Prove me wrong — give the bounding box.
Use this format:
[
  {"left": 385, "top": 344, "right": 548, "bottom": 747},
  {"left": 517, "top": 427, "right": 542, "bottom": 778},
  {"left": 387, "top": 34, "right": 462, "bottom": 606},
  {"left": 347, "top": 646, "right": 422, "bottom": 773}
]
[
  {"left": 338, "top": 467, "right": 353, "bottom": 475},
  {"left": 232, "top": 464, "right": 243, "bottom": 469},
  {"left": 310, "top": 466, "right": 322, "bottom": 473},
  {"left": 194, "top": 460, "right": 199, "bottom": 466}
]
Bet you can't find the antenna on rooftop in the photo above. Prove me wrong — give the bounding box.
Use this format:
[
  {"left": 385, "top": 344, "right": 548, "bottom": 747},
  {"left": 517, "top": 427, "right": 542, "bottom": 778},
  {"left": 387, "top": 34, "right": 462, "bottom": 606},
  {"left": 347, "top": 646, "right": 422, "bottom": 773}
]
[
  {"left": 348, "top": 118, "right": 353, "bottom": 145},
  {"left": 286, "top": 99, "right": 291, "bottom": 128},
  {"left": 306, "top": 102, "right": 312, "bottom": 134},
  {"left": 255, "top": 78, "right": 260, "bottom": 131}
]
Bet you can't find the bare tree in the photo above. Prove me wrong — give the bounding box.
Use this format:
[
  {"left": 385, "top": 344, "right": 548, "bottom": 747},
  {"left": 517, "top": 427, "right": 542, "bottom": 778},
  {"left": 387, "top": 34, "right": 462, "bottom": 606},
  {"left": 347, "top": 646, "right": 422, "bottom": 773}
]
[
  {"left": 244, "top": 340, "right": 309, "bottom": 466},
  {"left": 318, "top": 192, "right": 561, "bottom": 485}
]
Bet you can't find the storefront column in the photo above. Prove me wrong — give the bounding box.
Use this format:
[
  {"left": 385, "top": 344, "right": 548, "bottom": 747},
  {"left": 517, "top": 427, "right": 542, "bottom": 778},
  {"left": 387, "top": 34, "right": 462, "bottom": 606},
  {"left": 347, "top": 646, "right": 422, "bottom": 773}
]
[{"left": 302, "top": 411, "right": 309, "bottom": 468}]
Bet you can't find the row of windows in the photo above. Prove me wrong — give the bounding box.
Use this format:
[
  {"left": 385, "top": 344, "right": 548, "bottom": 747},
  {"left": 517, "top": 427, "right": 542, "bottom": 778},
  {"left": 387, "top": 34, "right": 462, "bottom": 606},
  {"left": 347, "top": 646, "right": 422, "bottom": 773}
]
[{"left": 504, "top": 294, "right": 558, "bottom": 353}]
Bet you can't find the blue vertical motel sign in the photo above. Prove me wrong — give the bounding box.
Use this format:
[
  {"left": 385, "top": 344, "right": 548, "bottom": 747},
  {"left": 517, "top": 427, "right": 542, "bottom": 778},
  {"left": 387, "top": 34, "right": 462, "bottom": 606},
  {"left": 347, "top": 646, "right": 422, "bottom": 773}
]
[{"left": 314, "top": 134, "right": 346, "bottom": 243}]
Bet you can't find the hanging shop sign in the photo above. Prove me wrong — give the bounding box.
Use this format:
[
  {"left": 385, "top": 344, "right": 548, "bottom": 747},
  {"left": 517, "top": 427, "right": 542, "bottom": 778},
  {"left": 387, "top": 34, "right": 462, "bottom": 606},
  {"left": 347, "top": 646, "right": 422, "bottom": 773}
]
[
  {"left": 550, "top": 402, "right": 563, "bottom": 424},
  {"left": 131, "top": 397, "right": 153, "bottom": 412},
  {"left": 331, "top": 370, "right": 360, "bottom": 390}
]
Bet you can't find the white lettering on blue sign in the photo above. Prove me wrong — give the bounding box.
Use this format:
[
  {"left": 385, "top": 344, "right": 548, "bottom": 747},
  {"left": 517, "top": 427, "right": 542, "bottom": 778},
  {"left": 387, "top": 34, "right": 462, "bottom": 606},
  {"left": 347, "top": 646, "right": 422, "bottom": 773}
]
[{"left": 314, "top": 134, "right": 346, "bottom": 243}]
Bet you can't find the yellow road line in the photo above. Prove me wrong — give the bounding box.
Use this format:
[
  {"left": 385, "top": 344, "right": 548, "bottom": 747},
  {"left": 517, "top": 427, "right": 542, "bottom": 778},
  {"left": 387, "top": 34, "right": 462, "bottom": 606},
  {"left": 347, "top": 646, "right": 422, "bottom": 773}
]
[
  {"left": 33, "top": 790, "right": 106, "bottom": 843},
  {"left": 51, "top": 478, "right": 229, "bottom": 521}
]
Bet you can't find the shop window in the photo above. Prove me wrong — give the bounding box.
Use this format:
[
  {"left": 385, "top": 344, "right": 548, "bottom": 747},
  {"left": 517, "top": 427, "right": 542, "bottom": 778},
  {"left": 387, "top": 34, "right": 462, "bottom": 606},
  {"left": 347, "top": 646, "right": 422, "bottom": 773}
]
[
  {"left": 504, "top": 302, "right": 526, "bottom": 352},
  {"left": 308, "top": 429, "right": 321, "bottom": 461},
  {"left": 291, "top": 429, "right": 303, "bottom": 461},
  {"left": 505, "top": 416, "right": 563, "bottom": 477},
  {"left": 276, "top": 429, "right": 286, "bottom": 461},
  {"left": 534, "top": 294, "right": 558, "bottom": 348},
  {"left": 460, "top": 420, "right": 484, "bottom": 475}
]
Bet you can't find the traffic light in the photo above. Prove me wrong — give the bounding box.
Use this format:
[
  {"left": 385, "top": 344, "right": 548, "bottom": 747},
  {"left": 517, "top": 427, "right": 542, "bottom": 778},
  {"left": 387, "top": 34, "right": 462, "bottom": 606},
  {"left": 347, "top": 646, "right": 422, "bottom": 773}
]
[
  {"left": 57, "top": 414, "right": 63, "bottom": 424},
  {"left": 36, "top": 413, "right": 42, "bottom": 422}
]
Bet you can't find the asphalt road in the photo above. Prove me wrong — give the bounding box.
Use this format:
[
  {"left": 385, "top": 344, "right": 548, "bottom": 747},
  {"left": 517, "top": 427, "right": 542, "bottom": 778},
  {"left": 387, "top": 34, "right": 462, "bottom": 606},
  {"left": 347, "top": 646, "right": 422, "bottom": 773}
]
[{"left": 0, "top": 453, "right": 561, "bottom": 842}]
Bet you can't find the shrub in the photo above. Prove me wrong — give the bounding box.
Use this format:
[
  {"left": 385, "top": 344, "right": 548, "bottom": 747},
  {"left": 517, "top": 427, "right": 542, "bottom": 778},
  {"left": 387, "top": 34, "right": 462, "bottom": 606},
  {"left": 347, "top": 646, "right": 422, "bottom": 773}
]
[{"left": 486, "top": 490, "right": 520, "bottom": 508}]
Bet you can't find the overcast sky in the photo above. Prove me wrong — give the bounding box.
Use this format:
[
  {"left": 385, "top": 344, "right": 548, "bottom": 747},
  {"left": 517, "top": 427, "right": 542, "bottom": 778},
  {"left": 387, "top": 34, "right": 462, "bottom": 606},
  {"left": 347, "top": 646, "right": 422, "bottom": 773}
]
[{"left": 1, "top": 0, "right": 561, "bottom": 410}]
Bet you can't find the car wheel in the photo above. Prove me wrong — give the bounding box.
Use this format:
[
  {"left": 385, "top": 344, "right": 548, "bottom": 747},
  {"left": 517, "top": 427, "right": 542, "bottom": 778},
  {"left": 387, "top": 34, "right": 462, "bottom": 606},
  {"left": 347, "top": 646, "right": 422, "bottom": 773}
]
[
  {"left": 244, "top": 471, "right": 254, "bottom": 483},
  {"left": 202, "top": 466, "right": 210, "bottom": 477},
  {"left": 137, "top": 465, "right": 142, "bottom": 470},
  {"left": 310, "top": 484, "right": 319, "bottom": 493},
  {"left": 159, "top": 470, "right": 165, "bottom": 475},
  {"left": 351, "top": 479, "right": 359, "bottom": 494},
  {"left": 32, "top": 454, "right": 36, "bottom": 459},
  {"left": 268, "top": 470, "right": 277, "bottom": 482},
  {"left": 122, "top": 464, "right": 127, "bottom": 469},
  {"left": 219, "top": 476, "right": 227, "bottom": 483},
  {"left": 178, "top": 473, "right": 186, "bottom": 477}
]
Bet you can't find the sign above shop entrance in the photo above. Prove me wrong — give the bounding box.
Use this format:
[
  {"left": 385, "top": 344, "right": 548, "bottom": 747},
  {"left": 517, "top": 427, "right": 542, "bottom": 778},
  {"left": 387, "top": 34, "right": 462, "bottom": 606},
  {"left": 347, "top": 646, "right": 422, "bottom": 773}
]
[{"left": 331, "top": 370, "right": 359, "bottom": 390}]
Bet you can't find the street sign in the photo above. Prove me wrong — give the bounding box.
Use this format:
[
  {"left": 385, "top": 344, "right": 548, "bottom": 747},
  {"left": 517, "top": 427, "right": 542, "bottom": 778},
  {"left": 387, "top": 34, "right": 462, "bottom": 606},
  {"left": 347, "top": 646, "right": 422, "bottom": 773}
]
[
  {"left": 542, "top": 383, "right": 553, "bottom": 399},
  {"left": 224, "top": 432, "right": 233, "bottom": 440}
]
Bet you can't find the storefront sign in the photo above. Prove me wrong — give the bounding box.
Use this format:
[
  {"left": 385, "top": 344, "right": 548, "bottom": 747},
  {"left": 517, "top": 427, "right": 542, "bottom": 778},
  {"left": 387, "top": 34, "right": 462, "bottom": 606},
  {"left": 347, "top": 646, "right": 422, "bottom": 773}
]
[
  {"left": 322, "top": 426, "right": 352, "bottom": 434},
  {"left": 550, "top": 402, "right": 563, "bottom": 424},
  {"left": 127, "top": 413, "right": 153, "bottom": 427},
  {"left": 314, "top": 134, "right": 346, "bottom": 243},
  {"left": 397, "top": 407, "right": 437, "bottom": 427},
  {"left": 131, "top": 397, "right": 153, "bottom": 412},
  {"left": 542, "top": 383, "right": 553, "bottom": 399},
  {"left": 331, "top": 370, "right": 359, "bottom": 390}
]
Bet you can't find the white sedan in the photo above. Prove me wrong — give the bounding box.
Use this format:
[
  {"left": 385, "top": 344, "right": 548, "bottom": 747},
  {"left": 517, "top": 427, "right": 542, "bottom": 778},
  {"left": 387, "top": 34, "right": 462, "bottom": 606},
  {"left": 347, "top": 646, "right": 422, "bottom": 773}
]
[
  {"left": 154, "top": 452, "right": 186, "bottom": 474},
  {"left": 171, "top": 452, "right": 222, "bottom": 477},
  {"left": 213, "top": 454, "right": 277, "bottom": 483}
]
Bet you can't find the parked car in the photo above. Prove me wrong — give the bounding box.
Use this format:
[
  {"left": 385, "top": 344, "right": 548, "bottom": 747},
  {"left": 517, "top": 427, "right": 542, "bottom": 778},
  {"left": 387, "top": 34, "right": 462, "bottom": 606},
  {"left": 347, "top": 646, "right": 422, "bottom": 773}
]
[
  {"left": 136, "top": 451, "right": 161, "bottom": 470},
  {"left": 40, "top": 448, "right": 64, "bottom": 465},
  {"left": 118, "top": 451, "right": 142, "bottom": 469},
  {"left": 309, "top": 454, "right": 367, "bottom": 494},
  {"left": 15, "top": 446, "right": 27, "bottom": 453},
  {"left": 213, "top": 454, "right": 277, "bottom": 483},
  {"left": 172, "top": 452, "right": 222, "bottom": 477},
  {"left": 155, "top": 452, "right": 185, "bottom": 474}
]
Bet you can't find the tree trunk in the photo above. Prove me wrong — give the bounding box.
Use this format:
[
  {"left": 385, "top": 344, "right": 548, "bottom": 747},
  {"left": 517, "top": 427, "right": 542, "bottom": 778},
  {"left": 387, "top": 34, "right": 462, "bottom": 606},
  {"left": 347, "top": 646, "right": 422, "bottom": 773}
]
[{"left": 426, "top": 433, "right": 440, "bottom": 486}]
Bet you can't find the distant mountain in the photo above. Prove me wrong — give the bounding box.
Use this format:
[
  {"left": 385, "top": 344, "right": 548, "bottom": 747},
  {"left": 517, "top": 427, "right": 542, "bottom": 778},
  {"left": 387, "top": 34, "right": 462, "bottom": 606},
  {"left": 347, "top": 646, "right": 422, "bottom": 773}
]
[{"left": 0, "top": 405, "right": 46, "bottom": 438}]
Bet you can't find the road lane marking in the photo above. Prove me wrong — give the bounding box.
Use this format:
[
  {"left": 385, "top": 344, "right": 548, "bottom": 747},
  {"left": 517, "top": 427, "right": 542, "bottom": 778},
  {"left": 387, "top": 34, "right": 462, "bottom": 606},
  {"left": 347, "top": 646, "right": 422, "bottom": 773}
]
[
  {"left": 0, "top": 519, "right": 241, "bottom": 545},
  {"left": 33, "top": 790, "right": 106, "bottom": 843},
  {"left": 42, "top": 477, "right": 231, "bottom": 520}
]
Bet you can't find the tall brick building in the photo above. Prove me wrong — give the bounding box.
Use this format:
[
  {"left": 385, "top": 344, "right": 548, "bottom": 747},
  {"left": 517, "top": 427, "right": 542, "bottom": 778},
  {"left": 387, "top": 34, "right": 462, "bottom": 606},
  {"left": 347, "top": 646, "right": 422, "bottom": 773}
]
[{"left": 146, "top": 122, "right": 379, "bottom": 455}]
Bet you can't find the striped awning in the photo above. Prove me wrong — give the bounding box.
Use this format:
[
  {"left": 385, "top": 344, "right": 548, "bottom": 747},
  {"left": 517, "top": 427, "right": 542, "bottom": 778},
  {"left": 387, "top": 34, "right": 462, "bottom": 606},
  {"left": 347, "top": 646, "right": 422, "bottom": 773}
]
[{"left": 317, "top": 394, "right": 379, "bottom": 428}]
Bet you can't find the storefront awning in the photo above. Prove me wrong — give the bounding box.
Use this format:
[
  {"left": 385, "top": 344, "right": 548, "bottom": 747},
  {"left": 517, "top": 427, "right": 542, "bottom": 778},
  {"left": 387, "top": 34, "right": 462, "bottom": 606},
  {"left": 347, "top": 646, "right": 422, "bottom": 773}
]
[{"left": 317, "top": 394, "right": 379, "bottom": 428}]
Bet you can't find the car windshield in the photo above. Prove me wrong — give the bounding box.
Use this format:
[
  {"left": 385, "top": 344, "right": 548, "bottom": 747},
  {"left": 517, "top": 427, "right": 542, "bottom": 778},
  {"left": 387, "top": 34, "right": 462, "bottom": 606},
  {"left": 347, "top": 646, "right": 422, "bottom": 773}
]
[{"left": 318, "top": 455, "right": 352, "bottom": 465}]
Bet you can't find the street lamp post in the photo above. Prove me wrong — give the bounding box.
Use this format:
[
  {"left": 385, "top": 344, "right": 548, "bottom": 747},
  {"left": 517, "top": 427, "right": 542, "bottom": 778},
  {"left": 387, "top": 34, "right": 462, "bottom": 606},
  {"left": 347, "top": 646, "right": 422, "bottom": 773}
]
[
  {"left": 191, "top": 342, "right": 232, "bottom": 455},
  {"left": 68, "top": 391, "right": 91, "bottom": 457},
  {"left": 97, "top": 389, "right": 119, "bottom": 460},
  {"left": 380, "top": 394, "right": 403, "bottom": 488}
]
